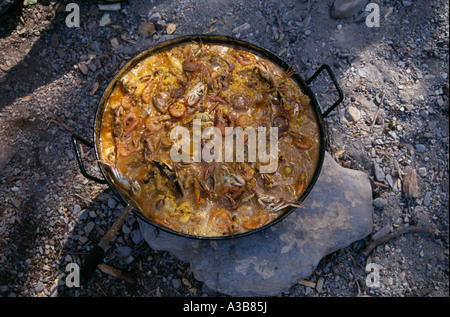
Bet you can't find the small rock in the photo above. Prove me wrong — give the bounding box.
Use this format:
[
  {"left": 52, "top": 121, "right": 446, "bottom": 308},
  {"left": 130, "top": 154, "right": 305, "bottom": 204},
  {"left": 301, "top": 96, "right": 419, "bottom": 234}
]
[
  {"left": 372, "top": 223, "right": 391, "bottom": 241},
  {"left": 331, "top": 0, "right": 368, "bottom": 19},
  {"left": 88, "top": 4, "right": 99, "bottom": 16},
  {"left": 316, "top": 277, "right": 325, "bottom": 293},
  {"left": 99, "top": 13, "right": 112, "bottom": 27},
  {"left": 424, "top": 192, "right": 432, "bottom": 206},
  {"left": 73, "top": 204, "right": 82, "bottom": 215},
  {"left": 166, "top": 23, "right": 177, "bottom": 35},
  {"left": 78, "top": 63, "right": 88, "bottom": 75},
  {"left": 132, "top": 229, "right": 143, "bottom": 244},
  {"left": 394, "top": 217, "right": 403, "bottom": 226},
  {"left": 56, "top": 49, "right": 65, "bottom": 58},
  {"left": 116, "top": 246, "right": 132, "bottom": 258},
  {"left": 85, "top": 222, "right": 95, "bottom": 235},
  {"left": 373, "top": 197, "right": 388, "bottom": 209},
  {"left": 415, "top": 144, "right": 426, "bottom": 153},
  {"left": 107, "top": 197, "right": 117, "bottom": 209},
  {"left": 98, "top": 3, "right": 121, "bottom": 11},
  {"left": 345, "top": 106, "right": 361, "bottom": 123},
  {"left": 11, "top": 199, "right": 21, "bottom": 208},
  {"left": 50, "top": 33, "right": 59, "bottom": 48},
  {"left": 172, "top": 278, "right": 182, "bottom": 290},
  {"left": 110, "top": 37, "right": 120, "bottom": 50},
  {"left": 358, "top": 68, "right": 368, "bottom": 78},
  {"left": 232, "top": 22, "right": 250, "bottom": 34},
  {"left": 88, "top": 63, "right": 97, "bottom": 72},
  {"left": 385, "top": 174, "right": 395, "bottom": 189},
  {"left": 148, "top": 12, "right": 162, "bottom": 21},
  {"left": 122, "top": 224, "right": 131, "bottom": 235},
  {"left": 91, "top": 41, "right": 102, "bottom": 53},
  {"left": 35, "top": 282, "right": 45, "bottom": 293},
  {"left": 403, "top": 0, "right": 413, "bottom": 6},
  {"left": 373, "top": 162, "right": 385, "bottom": 182},
  {"left": 418, "top": 167, "right": 427, "bottom": 177},
  {"left": 90, "top": 82, "right": 99, "bottom": 96}
]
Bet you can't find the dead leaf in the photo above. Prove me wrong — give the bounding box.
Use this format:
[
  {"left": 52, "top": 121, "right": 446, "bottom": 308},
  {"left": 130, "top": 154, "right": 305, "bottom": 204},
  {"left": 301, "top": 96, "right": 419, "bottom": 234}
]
[
  {"left": 182, "top": 278, "right": 192, "bottom": 288},
  {"left": 140, "top": 22, "right": 156, "bottom": 37},
  {"left": 403, "top": 167, "right": 419, "bottom": 198}
]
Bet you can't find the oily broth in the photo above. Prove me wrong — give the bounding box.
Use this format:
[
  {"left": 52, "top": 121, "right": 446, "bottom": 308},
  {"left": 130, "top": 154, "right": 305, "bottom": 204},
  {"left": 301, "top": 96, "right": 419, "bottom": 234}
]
[{"left": 99, "top": 42, "right": 320, "bottom": 237}]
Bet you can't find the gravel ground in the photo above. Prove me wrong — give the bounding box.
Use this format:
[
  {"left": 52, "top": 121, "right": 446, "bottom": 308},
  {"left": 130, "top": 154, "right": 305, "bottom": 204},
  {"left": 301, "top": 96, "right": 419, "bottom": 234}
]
[{"left": 0, "top": 0, "right": 448, "bottom": 297}]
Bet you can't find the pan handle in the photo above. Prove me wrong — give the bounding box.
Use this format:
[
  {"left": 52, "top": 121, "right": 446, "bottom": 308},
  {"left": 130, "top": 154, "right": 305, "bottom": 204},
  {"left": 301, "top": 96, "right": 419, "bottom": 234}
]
[
  {"left": 305, "top": 64, "right": 344, "bottom": 118},
  {"left": 80, "top": 204, "right": 133, "bottom": 285},
  {"left": 71, "top": 134, "right": 107, "bottom": 184}
]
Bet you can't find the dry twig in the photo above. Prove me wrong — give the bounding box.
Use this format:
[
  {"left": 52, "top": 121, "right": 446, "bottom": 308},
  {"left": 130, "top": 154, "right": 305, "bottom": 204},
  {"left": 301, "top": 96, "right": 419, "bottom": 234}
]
[
  {"left": 273, "top": 8, "right": 284, "bottom": 43},
  {"left": 299, "top": 280, "right": 316, "bottom": 288},
  {"left": 97, "top": 263, "right": 137, "bottom": 284},
  {"left": 362, "top": 225, "right": 435, "bottom": 256},
  {"left": 45, "top": 119, "right": 75, "bottom": 132}
]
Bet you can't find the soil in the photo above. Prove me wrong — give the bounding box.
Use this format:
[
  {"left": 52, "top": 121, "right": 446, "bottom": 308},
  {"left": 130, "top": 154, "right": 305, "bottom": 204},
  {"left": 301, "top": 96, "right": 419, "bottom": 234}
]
[{"left": 0, "top": 0, "right": 448, "bottom": 297}]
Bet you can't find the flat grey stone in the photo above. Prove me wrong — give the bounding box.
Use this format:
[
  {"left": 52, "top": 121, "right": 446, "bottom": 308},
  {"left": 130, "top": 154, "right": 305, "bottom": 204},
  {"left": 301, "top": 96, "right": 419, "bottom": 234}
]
[
  {"left": 373, "top": 162, "right": 385, "bottom": 182},
  {"left": 138, "top": 152, "right": 373, "bottom": 296},
  {"left": 316, "top": 277, "right": 325, "bottom": 293}
]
